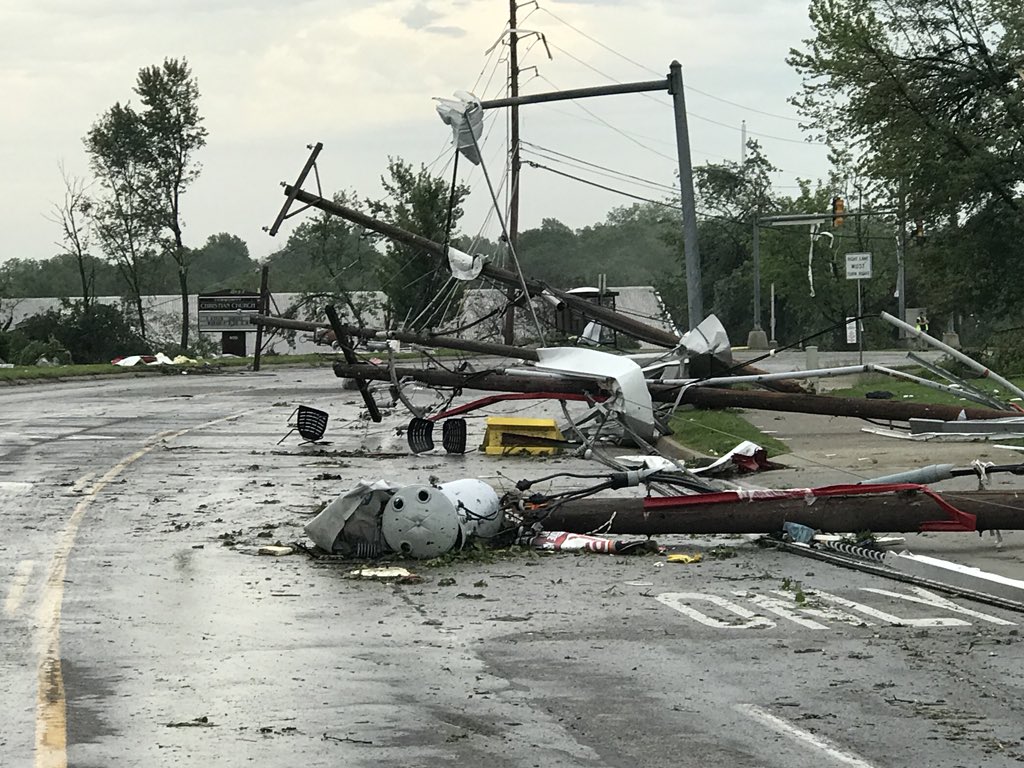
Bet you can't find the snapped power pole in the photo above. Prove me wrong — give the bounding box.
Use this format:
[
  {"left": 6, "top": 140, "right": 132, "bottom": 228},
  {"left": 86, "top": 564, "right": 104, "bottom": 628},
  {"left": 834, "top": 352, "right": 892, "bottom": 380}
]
[{"left": 504, "top": 0, "right": 521, "bottom": 345}]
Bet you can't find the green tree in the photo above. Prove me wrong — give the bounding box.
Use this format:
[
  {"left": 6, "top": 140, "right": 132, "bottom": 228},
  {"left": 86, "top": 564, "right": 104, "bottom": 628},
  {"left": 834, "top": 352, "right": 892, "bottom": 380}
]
[
  {"left": 84, "top": 102, "right": 159, "bottom": 339},
  {"left": 135, "top": 57, "right": 208, "bottom": 349},
  {"left": 789, "top": 0, "right": 1024, "bottom": 216},
  {"left": 191, "top": 233, "right": 258, "bottom": 291},
  {"left": 367, "top": 158, "right": 469, "bottom": 330},
  {"left": 788, "top": 0, "right": 1024, "bottom": 327},
  {"left": 658, "top": 141, "right": 781, "bottom": 334}
]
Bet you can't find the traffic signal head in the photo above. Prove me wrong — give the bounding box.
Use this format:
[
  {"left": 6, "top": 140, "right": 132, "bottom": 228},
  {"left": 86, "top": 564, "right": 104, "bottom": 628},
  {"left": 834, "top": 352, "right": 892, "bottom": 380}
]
[{"left": 831, "top": 196, "right": 845, "bottom": 228}]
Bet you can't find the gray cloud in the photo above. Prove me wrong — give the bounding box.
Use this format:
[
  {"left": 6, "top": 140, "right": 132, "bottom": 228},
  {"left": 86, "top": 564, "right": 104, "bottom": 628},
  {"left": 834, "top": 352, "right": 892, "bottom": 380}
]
[
  {"left": 402, "top": 2, "right": 442, "bottom": 30},
  {"left": 424, "top": 25, "right": 466, "bottom": 38}
]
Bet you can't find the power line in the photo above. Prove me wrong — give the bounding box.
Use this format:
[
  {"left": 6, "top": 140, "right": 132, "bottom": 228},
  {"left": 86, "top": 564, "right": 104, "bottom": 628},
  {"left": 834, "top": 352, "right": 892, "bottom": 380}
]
[
  {"left": 521, "top": 142, "right": 678, "bottom": 194},
  {"left": 535, "top": 73, "right": 679, "bottom": 162},
  {"left": 523, "top": 159, "right": 905, "bottom": 245},
  {"left": 537, "top": 5, "right": 811, "bottom": 125}
]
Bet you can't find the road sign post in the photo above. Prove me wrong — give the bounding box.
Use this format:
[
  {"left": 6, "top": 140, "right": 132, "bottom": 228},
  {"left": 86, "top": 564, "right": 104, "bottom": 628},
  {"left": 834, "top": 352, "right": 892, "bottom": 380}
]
[{"left": 845, "top": 252, "right": 872, "bottom": 364}]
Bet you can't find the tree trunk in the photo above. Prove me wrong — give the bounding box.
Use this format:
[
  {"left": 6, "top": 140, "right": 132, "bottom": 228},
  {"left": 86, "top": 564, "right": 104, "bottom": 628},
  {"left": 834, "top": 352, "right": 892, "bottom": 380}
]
[
  {"left": 134, "top": 293, "right": 147, "bottom": 342},
  {"left": 77, "top": 259, "right": 91, "bottom": 312},
  {"left": 178, "top": 265, "right": 189, "bottom": 350}
]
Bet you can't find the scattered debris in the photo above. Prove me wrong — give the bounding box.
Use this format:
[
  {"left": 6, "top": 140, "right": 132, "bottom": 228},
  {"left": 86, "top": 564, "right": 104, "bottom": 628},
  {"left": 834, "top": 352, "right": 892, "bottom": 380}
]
[
  {"left": 166, "top": 716, "right": 215, "bottom": 728},
  {"left": 257, "top": 545, "right": 295, "bottom": 557},
  {"left": 666, "top": 553, "right": 703, "bottom": 564},
  {"left": 527, "top": 530, "right": 658, "bottom": 554},
  {"left": 345, "top": 567, "right": 422, "bottom": 583}
]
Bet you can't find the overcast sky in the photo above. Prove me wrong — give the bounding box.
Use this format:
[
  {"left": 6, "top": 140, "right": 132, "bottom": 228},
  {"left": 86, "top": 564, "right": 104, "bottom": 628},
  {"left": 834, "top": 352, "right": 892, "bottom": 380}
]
[{"left": 2, "top": 0, "right": 830, "bottom": 265}]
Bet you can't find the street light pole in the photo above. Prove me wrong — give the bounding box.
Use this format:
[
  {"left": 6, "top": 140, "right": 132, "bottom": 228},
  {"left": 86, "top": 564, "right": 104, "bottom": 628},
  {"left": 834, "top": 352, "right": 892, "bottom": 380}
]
[{"left": 746, "top": 215, "right": 769, "bottom": 349}]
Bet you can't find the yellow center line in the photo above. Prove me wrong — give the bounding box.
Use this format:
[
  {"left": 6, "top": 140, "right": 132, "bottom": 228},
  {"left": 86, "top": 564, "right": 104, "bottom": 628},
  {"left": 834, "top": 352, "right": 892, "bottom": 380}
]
[{"left": 34, "top": 412, "right": 247, "bottom": 768}]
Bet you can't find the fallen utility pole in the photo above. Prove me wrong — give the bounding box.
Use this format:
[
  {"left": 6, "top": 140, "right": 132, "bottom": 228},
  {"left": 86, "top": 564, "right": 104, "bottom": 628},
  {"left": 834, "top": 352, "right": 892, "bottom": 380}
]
[
  {"left": 277, "top": 186, "right": 687, "bottom": 349},
  {"left": 331, "top": 361, "right": 1007, "bottom": 423},
  {"left": 647, "top": 383, "right": 1005, "bottom": 422},
  {"left": 535, "top": 488, "right": 1024, "bottom": 535},
  {"left": 249, "top": 313, "right": 540, "bottom": 362}
]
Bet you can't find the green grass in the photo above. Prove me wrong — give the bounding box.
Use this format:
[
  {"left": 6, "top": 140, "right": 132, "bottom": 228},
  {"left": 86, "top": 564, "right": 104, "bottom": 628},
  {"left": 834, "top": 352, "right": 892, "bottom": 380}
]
[
  {"left": 827, "top": 371, "right": 1024, "bottom": 407},
  {"left": 669, "top": 407, "right": 791, "bottom": 458},
  {"left": 0, "top": 363, "right": 166, "bottom": 381},
  {"left": 0, "top": 348, "right": 463, "bottom": 382}
]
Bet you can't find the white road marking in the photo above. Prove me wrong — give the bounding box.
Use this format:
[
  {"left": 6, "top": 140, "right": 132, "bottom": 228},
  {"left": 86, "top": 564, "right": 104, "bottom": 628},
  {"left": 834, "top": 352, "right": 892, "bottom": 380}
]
[
  {"left": 658, "top": 587, "right": 1008, "bottom": 631},
  {"left": 812, "top": 589, "right": 971, "bottom": 627},
  {"left": 860, "top": 587, "right": 1016, "bottom": 626},
  {"left": 655, "top": 592, "right": 775, "bottom": 629},
  {"left": 736, "top": 704, "right": 878, "bottom": 767},
  {"left": 5, "top": 560, "right": 35, "bottom": 617},
  {"left": 742, "top": 593, "right": 829, "bottom": 630},
  {"left": 0, "top": 481, "right": 33, "bottom": 493}
]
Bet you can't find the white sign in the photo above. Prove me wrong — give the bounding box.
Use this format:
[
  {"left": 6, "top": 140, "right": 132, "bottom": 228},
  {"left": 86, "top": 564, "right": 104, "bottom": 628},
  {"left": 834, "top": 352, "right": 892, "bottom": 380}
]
[
  {"left": 845, "top": 251, "right": 872, "bottom": 280},
  {"left": 846, "top": 317, "right": 857, "bottom": 344}
]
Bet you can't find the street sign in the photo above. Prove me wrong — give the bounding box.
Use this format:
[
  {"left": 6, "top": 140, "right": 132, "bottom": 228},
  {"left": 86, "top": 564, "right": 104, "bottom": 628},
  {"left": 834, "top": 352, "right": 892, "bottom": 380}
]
[
  {"left": 845, "top": 252, "right": 872, "bottom": 280},
  {"left": 197, "top": 292, "right": 261, "bottom": 332},
  {"left": 846, "top": 317, "right": 857, "bottom": 345}
]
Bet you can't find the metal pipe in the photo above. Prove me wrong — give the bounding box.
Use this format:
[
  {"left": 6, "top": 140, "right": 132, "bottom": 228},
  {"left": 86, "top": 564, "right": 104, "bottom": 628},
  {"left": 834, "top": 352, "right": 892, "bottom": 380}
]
[
  {"left": 664, "top": 364, "right": 872, "bottom": 388},
  {"left": 880, "top": 311, "right": 1024, "bottom": 400},
  {"left": 870, "top": 364, "right": 1000, "bottom": 408},
  {"left": 906, "top": 352, "right": 1009, "bottom": 410}
]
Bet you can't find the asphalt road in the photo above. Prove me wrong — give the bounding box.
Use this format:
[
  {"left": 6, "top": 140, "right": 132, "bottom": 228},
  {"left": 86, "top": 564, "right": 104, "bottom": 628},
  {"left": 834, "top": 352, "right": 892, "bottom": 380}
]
[{"left": 3, "top": 367, "right": 1024, "bottom": 767}]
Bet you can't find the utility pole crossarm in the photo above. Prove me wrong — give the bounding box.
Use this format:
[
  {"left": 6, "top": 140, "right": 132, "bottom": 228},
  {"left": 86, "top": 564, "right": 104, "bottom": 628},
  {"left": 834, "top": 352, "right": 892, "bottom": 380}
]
[{"left": 479, "top": 78, "right": 668, "bottom": 110}]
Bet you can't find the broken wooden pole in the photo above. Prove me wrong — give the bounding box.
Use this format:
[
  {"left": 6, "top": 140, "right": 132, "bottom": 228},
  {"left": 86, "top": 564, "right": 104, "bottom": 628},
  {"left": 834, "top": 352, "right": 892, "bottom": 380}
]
[
  {"left": 331, "top": 361, "right": 1007, "bottom": 422},
  {"left": 274, "top": 186, "right": 803, "bottom": 391},
  {"left": 324, "top": 305, "right": 381, "bottom": 422},
  {"left": 249, "top": 313, "right": 539, "bottom": 361},
  {"left": 535, "top": 488, "right": 1024, "bottom": 534},
  {"left": 647, "top": 385, "right": 1005, "bottom": 422}
]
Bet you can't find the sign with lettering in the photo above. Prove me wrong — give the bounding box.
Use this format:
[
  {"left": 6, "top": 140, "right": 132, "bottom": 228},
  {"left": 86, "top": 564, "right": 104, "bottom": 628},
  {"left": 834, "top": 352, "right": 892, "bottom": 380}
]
[
  {"left": 845, "top": 251, "right": 872, "bottom": 280},
  {"left": 197, "top": 292, "right": 261, "bottom": 332}
]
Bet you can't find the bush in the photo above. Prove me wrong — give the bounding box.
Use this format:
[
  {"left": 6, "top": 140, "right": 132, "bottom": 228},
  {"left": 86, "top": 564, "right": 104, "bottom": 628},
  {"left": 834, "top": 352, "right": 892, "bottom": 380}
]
[
  {"left": 15, "top": 338, "right": 71, "bottom": 366},
  {"left": 15, "top": 301, "right": 149, "bottom": 364}
]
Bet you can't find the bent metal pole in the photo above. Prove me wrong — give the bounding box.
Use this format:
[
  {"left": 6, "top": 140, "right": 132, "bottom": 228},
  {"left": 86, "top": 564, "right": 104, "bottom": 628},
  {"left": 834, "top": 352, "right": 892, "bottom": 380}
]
[{"left": 880, "top": 310, "right": 1024, "bottom": 400}]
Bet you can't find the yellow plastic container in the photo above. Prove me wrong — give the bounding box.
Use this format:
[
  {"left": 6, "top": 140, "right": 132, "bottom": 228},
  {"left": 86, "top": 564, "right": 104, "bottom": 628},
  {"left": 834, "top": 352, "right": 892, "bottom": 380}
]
[{"left": 481, "top": 417, "right": 564, "bottom": 455}]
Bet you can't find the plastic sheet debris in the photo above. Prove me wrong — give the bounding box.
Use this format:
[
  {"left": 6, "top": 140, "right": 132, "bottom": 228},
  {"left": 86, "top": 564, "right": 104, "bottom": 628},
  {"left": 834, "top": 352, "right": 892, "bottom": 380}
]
[
  {"left": 692, "top": 440, "right": 784, "bottom": 476},
  {"left": 527, "top": 530, "right": 657, "bottom": 554},
  {"left": 666, "top": 553, "right": 703, "bottom": 564},
  {"left": 782, "top": 521, "right": 816, "bottom": 544},
  {"left": 111, "top": 352, "right": 177, "bottom": 366}
]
